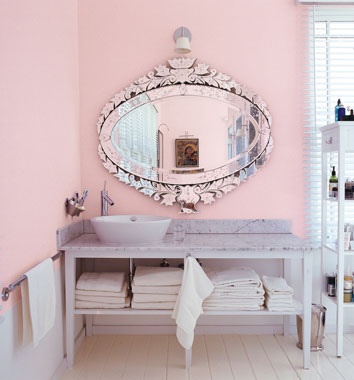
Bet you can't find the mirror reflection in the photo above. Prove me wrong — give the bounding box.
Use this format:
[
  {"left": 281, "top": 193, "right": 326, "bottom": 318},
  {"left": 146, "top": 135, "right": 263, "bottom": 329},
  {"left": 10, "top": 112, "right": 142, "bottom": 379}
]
[{"left": 101, "top": 86, "right": 268, "bottom": 185}]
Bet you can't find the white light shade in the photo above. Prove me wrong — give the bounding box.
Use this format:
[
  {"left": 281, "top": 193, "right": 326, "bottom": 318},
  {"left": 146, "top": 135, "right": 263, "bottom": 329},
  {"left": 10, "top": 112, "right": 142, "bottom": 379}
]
[
  {"left": 173, "top": 26, "right": 192, "bottom": 54},
  {"left": 175, "top": 36, "right": 191, "bottom": 54}
]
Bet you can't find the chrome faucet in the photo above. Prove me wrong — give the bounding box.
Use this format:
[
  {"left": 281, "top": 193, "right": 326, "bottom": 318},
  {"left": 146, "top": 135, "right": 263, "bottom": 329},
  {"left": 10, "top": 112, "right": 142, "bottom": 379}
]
[{"left": 101, "top": 182, "right": 114, "bottom": 216}]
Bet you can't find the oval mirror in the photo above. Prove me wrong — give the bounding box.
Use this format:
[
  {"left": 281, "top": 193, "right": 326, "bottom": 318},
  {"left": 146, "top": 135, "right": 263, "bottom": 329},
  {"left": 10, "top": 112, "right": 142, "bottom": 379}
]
[{"left": 97, "top": 58, "right": 273, "bottom": 213}]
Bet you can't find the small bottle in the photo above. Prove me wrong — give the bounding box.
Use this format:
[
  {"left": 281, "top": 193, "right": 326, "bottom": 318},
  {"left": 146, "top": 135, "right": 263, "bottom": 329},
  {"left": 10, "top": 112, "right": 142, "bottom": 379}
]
[
  {"left": 335, "top": 99, "right": 341, "bottom": 121},
  {"left": 327, "top": 273, "right": 336, "bottom": 297},
  {"left": 329, "top": 166, "right": 338, "bottom": 198},
  {"left": 344, "top": 275, "right": 353, "bottom": 302},
  {"left": 350, "top": 109, "right": 354, "bottom": 121},
  {"left": 338, "top": 101, "right": 346, "bottom": 121}
]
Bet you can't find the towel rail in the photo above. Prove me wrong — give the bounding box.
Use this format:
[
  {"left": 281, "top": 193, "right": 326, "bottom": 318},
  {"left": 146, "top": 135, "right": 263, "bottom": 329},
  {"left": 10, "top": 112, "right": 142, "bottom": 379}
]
[{"left": 1, "top": 251, "right": 64, "bottom": 301}]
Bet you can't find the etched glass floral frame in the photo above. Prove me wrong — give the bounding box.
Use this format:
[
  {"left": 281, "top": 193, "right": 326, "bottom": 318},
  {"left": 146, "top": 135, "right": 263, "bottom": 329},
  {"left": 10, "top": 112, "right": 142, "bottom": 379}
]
[{"left": 97, "top": 58, "right": 273, "bottom": 213}]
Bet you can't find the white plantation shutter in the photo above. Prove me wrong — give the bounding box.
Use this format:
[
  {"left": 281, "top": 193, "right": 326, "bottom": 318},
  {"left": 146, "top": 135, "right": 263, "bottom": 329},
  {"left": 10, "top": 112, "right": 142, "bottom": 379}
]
[{"left": 302, "top": 4, "right": 354, "bottom": 242}]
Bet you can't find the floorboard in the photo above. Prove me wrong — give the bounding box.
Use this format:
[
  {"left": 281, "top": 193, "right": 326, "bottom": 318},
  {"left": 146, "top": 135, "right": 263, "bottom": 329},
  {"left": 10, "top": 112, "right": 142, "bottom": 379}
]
[{"left": 60, "top": 334, "right": 354, "bottom": 380}]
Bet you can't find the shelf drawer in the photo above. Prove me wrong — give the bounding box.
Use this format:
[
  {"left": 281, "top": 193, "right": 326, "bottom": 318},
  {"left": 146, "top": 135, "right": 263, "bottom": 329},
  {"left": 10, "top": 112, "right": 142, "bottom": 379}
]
[{"left": 322, "top": 129, "right": 338, "bottom": 152}]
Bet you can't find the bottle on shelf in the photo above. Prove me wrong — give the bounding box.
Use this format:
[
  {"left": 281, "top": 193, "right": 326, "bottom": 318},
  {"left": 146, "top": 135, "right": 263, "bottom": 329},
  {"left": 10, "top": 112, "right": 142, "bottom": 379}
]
[
  {"left": 345, "top": 178, "right": 354, "bottom": 199},
  {"left": 335, "top": 99, "right": 341, "bottom": 121},
  {"left": 329, "top": 166, "right": 338, "bottom": 198},
  {"left": 326, "top": 272, "right": 336, "bottom": 297},
  {"left": 344, "top": 275, "right": 353, "bottom": 302},
  {"left": 338, "top": 101, "right": 346, "bottom": 121},
  {"left": 344, "top": 224, "right": 352, "bottom": 250},
  {"left": 344, "top": 261, "right": 353, "bottom": 302}
]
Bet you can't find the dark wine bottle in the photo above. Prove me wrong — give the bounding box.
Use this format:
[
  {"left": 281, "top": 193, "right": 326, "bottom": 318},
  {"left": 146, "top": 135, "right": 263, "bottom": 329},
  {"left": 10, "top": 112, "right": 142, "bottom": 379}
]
[{"left": 329, "top": 166, "right": 338, "bottom": 198}]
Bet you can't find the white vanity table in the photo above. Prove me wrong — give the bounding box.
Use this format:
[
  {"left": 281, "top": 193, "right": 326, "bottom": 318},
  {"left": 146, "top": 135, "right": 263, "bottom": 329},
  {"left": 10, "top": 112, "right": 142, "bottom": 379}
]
[{"left": 60, "top": 222, "right": 314, "bottom": 370}]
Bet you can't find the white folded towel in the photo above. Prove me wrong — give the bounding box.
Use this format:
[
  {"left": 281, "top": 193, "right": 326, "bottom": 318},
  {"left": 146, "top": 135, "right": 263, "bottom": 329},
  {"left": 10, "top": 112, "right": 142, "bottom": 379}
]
[
  {"left": 133, "top": 266, "right": 183, "bottom": 286},
  {"left": 265, "top": 300, "right": 296, "bottom": 312},
  {"left": 262, "top": 275, "right": 293, "bottom": 294},
  {"left": 132, "top": 293, "right": 178, "bottom": 303},
  {"left": 131, "top": 301, "right": 176, "bottom": 310},
  {"left": 75, "top": 281, "right": 128, "bottom": 298},
  {"left": 265, "top": 293, "right": 293, "bottom": 301},
  {"left": 204, "top": 298, "right": 264, "bottom": 307},
  {"left": 76, "top": 272, "right": 125, "bottom": 292},
  {"left": 206, "top": 266, "right": 262, "bottom": 287},
  {"left": 266, "top": 297, "right": 294, "bottom": 305},
  {"left": 203, "top": 304, "right": 264, "bottom": 311},
  {"left": 131, "top": 284, "right": 180, "bottom": 295},
  {"left": 212, "top": 287, "right": 265, "bottom": 296},
  {"left": 76, "top": 296, "right": 131, "bottom": 309},
  {"left": 21, "top": 258, "right": 56, "bottom": 347},
  {"left": 75, "top": 295, "right": 127, "bottom": 304},
  {"left": 206, "top": 293, "right": 265, "bottom": 301},
  {"left": 172, "top": 256, "right": 214, "bottom": 350}
]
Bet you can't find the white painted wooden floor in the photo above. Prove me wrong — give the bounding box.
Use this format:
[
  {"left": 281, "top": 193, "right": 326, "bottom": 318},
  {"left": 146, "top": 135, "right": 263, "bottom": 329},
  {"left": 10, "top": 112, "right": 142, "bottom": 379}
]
[{"left": 60, "top": 334, "right": 354, "bottom": 380}]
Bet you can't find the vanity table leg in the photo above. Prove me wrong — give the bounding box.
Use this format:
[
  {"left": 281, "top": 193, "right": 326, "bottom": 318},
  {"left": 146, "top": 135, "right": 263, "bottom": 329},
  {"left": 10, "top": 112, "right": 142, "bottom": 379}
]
[
  {"left": 302, "top": 252, "right": 313, "bottom": 369},
  {"left": 85, "top": 315, "right": 93, "bottom": 336},
  {"left": 283, "top": 258, "right": 291, "bottom": 335},
  {"left": 129, "top": 258, "right": 134, "bottom": 289},
  {"left": 185, "top": 348, "right": 192, "bottom": 369},
  {"left": 65, "top": 253, "right": 76, "bottom": 368}
]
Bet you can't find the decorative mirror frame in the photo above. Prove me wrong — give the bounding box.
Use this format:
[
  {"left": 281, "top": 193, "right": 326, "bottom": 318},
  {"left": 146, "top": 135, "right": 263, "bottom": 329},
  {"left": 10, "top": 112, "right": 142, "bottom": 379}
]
[{"left": 97, "top": 58, "right": 273, "bottom": 213}]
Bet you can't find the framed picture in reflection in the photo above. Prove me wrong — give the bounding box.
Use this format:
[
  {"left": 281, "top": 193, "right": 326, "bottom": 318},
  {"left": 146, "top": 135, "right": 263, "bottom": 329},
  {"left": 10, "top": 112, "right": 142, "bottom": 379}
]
[{"left": 175, "top": 138, "right": 199, "bottom": 167}]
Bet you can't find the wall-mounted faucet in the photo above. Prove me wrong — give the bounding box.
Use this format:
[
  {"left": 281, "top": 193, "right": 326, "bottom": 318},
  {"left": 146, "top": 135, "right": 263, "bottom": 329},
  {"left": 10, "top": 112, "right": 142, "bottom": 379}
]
[
  {"left": 65, "top": 189, "right": 88, "bottom": 217},
  {"left": 101, "top": 182, "right": 114, "bottom": 216}
]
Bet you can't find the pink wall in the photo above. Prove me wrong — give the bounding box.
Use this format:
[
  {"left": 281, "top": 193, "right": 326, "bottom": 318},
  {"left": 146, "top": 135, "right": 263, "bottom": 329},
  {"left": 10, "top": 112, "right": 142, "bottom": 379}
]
[
  {"left": 0, "top": 0, "right": 305, "bottom": 315},
  {"left": 0, "top": 1, "right": 81, "bottom": 312},
  {"left": 78, "top": 0, "right": 305, "bottom": 234}
]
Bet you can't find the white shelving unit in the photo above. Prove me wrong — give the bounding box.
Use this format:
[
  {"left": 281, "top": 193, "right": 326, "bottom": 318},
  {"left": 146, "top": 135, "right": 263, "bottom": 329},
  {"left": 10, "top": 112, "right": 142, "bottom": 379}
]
[
  {"left": 62, "top": 232, "right": 313, "bottom": 370},
  {"left": 321, "top": 121, "right": 354, "bottom": 357}
]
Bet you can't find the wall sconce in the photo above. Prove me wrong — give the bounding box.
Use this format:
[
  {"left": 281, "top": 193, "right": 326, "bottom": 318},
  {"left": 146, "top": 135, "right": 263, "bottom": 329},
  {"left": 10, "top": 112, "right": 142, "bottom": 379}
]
[{"left": 174, "top": 26, "right": 192, "bottom": 54}]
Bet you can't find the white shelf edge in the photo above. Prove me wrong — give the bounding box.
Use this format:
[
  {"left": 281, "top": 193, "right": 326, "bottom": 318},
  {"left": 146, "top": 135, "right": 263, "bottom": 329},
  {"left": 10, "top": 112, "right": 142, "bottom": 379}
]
[
  {"left": 322, "top": 244, "right": 354, "bottom": 255},
  {"left": 322, "top": 244, "right": 337, "bottom": 253},
  {"left": 322, "top": 292, "right": 354, "bottom": 307},
  {"left": 74, "top": 300, "right": 303, "bottom": 316}
]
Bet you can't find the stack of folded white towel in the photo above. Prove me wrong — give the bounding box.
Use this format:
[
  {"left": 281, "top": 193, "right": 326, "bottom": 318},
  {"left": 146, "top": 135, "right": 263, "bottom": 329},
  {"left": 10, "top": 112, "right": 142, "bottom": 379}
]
[
  {"left": 262, "top": 275, "right": 296, "bottom": 311},
  {"left": 75, "top": 272, "right": 130, "bottom": 309},
  {"left": 131, "top": 266, "right": 183, "bottom": 309},
  {"left": 203, "top": 266, "right": 265, "bottom": 311}
]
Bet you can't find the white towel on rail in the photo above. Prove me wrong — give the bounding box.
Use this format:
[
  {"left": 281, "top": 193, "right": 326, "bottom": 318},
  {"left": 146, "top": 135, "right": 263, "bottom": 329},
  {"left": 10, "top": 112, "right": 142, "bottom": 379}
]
[
  {"left": 21, "top": 258, "right": 56, "bottom": 347},
  {"left": 172, "top": 256, "right": 214, "bottom": 350}
]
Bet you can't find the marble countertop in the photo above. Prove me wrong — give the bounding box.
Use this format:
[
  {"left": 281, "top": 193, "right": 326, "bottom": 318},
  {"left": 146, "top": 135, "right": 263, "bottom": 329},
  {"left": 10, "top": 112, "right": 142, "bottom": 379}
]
[{"left": 61, "top": 233, "right": 317, "bottom": 254}]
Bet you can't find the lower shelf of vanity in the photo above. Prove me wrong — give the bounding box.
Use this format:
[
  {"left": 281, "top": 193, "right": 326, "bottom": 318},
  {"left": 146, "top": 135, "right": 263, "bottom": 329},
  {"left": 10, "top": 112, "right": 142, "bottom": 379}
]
[
  {"left": 74, "top": 300, "right": 303, "bottom": 316},
  {"left": 322, "top": 292, "right": 354, "bottom": 307}
]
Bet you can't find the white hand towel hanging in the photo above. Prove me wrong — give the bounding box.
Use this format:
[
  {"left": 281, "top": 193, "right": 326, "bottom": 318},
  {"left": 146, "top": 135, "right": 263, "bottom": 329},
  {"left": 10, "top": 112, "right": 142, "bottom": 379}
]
[
  {"left": 172, "top": 256, "right": 214, "bottom": 349},
  {"left": 21, "top": 258, "right": 56, "bottom": 347}
]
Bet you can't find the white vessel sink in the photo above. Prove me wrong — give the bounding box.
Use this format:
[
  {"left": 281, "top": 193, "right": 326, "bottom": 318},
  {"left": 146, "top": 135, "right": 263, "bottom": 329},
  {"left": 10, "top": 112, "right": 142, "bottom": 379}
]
[{"left": 90, "top": 215, "right": 172, "bottom": 244}]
